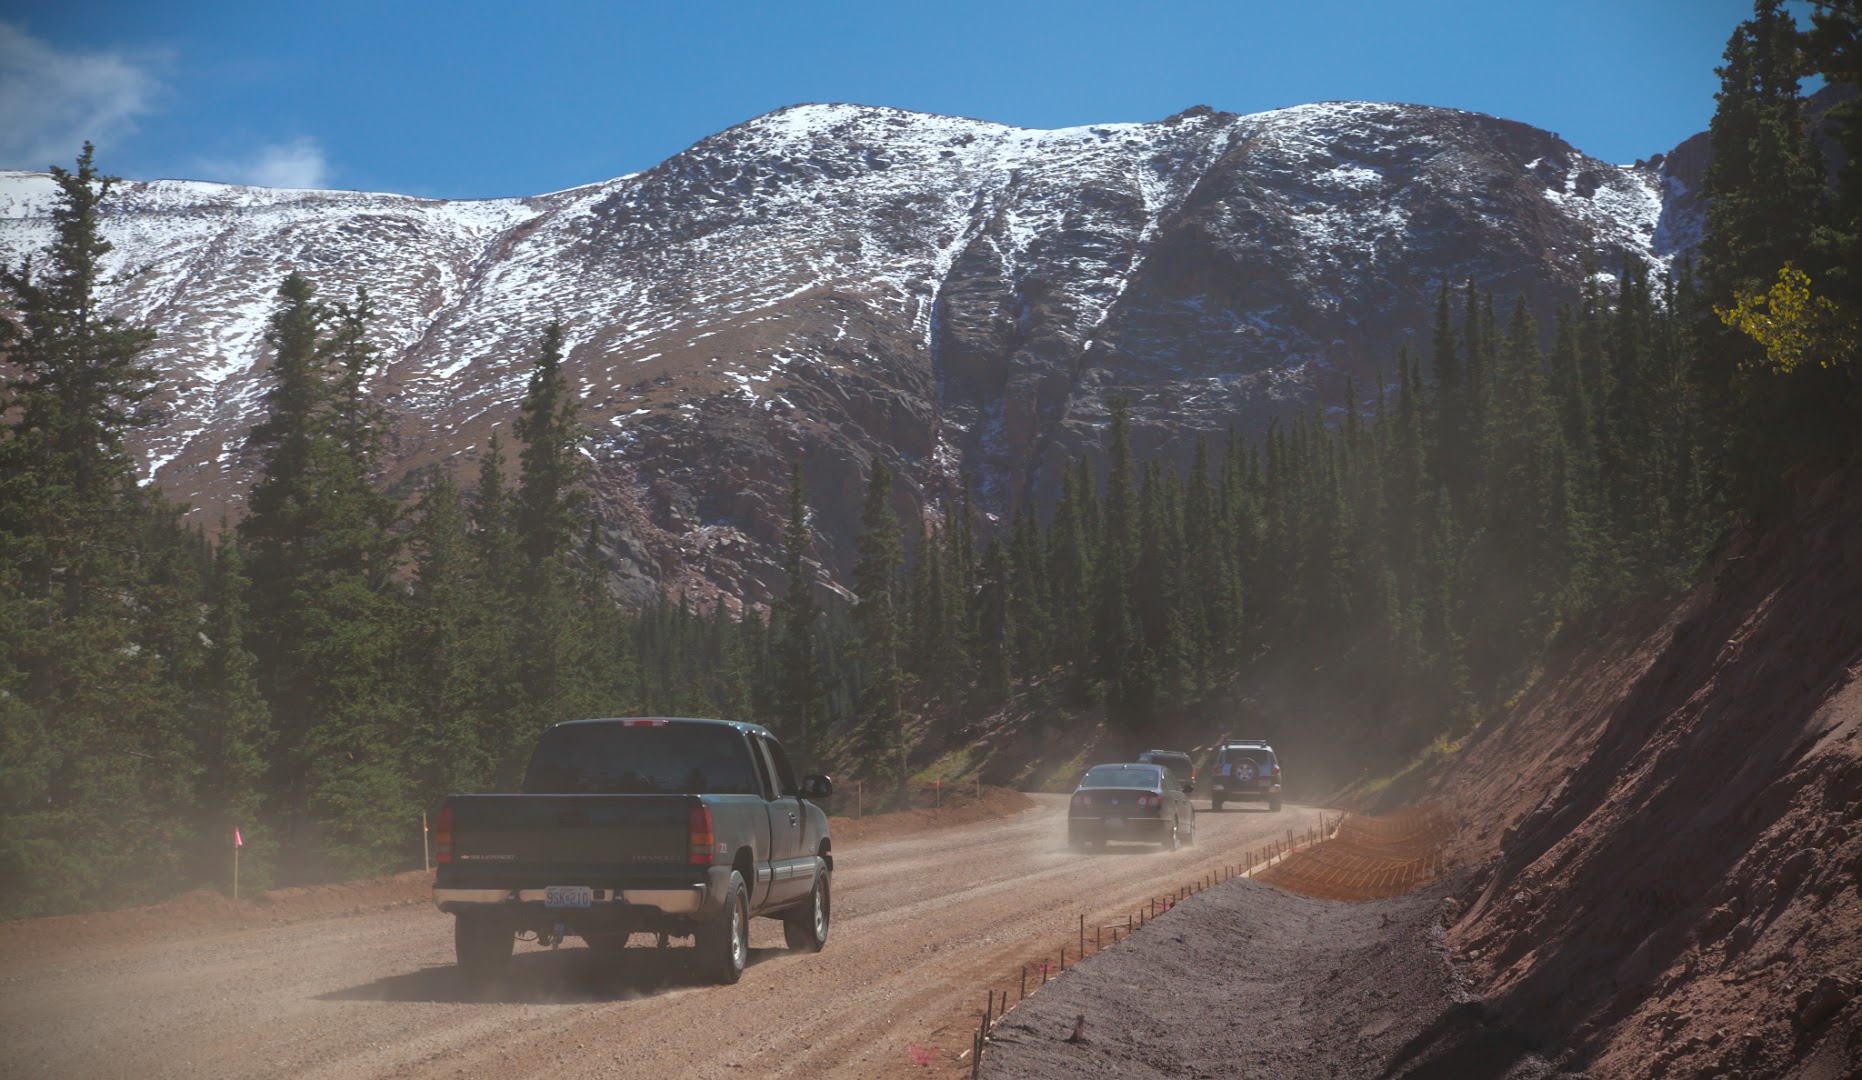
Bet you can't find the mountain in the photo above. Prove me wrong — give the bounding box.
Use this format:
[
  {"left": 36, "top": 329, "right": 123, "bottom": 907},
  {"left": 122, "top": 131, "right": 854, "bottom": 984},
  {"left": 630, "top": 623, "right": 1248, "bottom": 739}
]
[{"left": 0, "top": 101, "right": 1701, "bottom": 606}]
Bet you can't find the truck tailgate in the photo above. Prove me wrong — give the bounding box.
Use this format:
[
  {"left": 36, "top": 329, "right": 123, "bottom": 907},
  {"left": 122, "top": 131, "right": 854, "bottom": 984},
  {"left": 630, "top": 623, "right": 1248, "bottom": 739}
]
[{"left": 446, "top": 794, "right": 692, "bottom": 878}]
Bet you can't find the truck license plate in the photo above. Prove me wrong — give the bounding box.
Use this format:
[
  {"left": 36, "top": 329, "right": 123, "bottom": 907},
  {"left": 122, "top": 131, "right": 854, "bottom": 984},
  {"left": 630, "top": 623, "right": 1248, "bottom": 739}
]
[{"left": 544, "top": 886, "right": 592, "bottom": 909}]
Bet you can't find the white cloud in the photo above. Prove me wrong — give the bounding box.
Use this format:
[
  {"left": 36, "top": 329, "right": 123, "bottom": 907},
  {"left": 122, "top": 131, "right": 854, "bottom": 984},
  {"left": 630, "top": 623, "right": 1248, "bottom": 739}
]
[
  {"left": 0, "top": 20, "right": 164, "bottom": 170},
  {"left": 225, "top": 136, "right": 330, "bottom": 189}
]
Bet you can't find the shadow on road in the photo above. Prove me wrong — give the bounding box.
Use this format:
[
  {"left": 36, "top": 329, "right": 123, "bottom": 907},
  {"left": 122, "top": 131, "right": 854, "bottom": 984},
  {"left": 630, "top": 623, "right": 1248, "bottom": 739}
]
[
  {"left": 1067, "top": 842, "right": 1182, "bottom": 855},
  {"left": 317, "top": 943, "right": 786, "bottom": 1004}
]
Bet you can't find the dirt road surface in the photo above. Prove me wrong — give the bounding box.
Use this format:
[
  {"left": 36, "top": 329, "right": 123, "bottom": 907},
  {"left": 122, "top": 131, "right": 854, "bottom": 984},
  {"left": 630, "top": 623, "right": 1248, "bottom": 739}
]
[{"left": 1, "top": 796, "right": 1321, "bottom": 1079}]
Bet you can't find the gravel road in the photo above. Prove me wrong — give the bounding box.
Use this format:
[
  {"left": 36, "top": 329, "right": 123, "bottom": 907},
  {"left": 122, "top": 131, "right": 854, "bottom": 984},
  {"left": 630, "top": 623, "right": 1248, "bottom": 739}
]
[{"left": 0, "top": 796, "right": 1320, "bottom": 1078}]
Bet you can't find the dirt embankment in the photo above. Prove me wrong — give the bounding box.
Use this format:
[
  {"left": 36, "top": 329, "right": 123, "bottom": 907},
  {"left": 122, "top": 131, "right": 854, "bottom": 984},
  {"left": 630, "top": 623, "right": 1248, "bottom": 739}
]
[
  {"left": 1391, "top": 459, "right": 1862, "bottom": 1078},
  {"left": 984, "top": 872, "right": 1582, "bottom": 1080}
]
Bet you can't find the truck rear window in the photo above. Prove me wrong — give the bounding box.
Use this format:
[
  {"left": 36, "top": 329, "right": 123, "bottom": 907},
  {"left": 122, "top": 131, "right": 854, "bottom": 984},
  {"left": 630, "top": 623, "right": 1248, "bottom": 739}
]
[{"left": 523, "top": 723, "right": 760, "bottom": 795}]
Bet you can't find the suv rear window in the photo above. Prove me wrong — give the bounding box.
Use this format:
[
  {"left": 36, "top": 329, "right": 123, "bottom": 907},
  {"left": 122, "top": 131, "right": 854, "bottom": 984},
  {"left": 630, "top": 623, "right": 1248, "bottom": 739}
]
[
  {"left": 524, "top": 723, "right": 759, "bottom": 795},
  {"left": 1220, "top": 748, "right": 1273, "bottom": 768},
  {"left": 1139, "top": 752, "right": 1193, "bottom": 779}
]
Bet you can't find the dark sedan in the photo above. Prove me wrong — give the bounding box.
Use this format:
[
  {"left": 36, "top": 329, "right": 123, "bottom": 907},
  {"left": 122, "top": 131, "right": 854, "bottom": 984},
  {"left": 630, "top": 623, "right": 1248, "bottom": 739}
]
[{"left": 1067, "top": 763, "right": 1196, "bottom": 852}]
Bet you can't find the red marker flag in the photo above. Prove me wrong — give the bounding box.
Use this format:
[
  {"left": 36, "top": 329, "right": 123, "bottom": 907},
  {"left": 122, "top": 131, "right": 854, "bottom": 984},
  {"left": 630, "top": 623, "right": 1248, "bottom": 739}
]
[{"left": 234, "top": 827, "right": 243, "bottom": 848}]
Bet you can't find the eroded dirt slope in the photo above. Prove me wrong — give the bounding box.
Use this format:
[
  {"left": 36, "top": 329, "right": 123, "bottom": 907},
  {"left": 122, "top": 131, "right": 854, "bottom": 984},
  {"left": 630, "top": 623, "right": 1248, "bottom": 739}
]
[{"left": 1396, "top": 460, "right": 1862, "bottom": 1078}]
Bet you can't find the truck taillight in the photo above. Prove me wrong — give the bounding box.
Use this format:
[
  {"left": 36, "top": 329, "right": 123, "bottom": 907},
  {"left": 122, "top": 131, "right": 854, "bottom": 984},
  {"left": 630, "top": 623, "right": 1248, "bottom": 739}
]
[
  {"left": 689, "top": 804, "right": 715, "bottom": 866},
  {"left": 435, "top": 804, "right": 454, "bottom": 864},
  {"left": 1272, "top": 765, "right": 1282, "bottom": 777}
]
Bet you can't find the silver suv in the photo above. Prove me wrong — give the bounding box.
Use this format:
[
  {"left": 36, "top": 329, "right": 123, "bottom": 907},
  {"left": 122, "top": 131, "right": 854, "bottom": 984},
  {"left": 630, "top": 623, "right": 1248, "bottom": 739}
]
[{"left": 1209, "top": 739, "right": 1282, "bottom": 812}]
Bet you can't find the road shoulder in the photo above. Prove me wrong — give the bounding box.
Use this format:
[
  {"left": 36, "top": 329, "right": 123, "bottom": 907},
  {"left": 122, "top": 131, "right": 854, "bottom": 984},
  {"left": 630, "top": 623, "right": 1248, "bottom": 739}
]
[{"left": 981, "top": 870, "right": 1569, "bottom": 1080}]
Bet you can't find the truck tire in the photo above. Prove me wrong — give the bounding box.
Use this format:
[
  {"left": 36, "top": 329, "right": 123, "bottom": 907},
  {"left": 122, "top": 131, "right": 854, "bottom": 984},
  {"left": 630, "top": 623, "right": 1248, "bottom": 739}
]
[
  {"left": 782, "top": 866, "right": 831, "bottom": 952},
  {"left": 454, "top": 913, "right": 513, "bottom": 980},
  {"left": 1211, "top": 798, "right": 1223, "bottom": 812},
  {"left": 694, "top": 870, "right": 748, "bottom": 985}
]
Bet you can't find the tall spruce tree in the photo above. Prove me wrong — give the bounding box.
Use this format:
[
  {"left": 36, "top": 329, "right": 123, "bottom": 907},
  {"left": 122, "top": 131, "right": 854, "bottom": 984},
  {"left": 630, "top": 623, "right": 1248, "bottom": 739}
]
[
  {"left": 508, "top": 321, "right": 592, "bottom": 753},
  {"left": 774, "top": 462, "right": 825, "bottom": 765},
  {"left": 0, "top": 146, "right": 205, "bottom": 916},
  {"left": 239, "top": 274, "right": 407, "bottom": 874},
  {"left": 850, "top": 457, "right": 907, "bottom": 780}
]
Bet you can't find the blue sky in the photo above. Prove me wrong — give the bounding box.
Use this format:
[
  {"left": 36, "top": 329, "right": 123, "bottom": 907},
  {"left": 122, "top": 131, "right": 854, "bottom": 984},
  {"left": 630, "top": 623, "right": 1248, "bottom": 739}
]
[{"left": 2, "top": 1, "right": 1777, "bottom": 200}]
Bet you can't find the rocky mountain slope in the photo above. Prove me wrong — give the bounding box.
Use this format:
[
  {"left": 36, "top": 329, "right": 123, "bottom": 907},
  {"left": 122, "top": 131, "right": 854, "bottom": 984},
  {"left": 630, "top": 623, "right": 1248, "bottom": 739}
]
[{"left": 0, "top": 101, "right": 1701, "bottom": 604}]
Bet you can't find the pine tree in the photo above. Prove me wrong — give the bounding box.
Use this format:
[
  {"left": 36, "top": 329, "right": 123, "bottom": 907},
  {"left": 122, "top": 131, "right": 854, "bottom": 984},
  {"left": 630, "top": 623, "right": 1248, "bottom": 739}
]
[
  {"left": 508, "top": 321, "right": 591, "bottom": 753},
  {"left": 406, "top": 467, "right": 494, "bottom": 804},
  {"left": 1091, "top": 399, "right": 1146, "bottom": 719},
  {"left": 513, "top": 322, "right": 585, "bottom": 568},
  {"left": 0, "top": 146, "right": 194, "bottom": 915},
  {"left": 239, "top": 273, "right": 408, "bottom": 875},
  {"left": 774, "top": 463, "right": 825, "bottom": 765},
  {"left": 974, "top": 539, "right": 1014, "bottom": 710},
  {"left": 1701, "top": 0, "right": 1828, "bottom": 304},
  {"left": 189, "top": 533, "right": 272, "bottom": 891},
  {"left": 850, "top": 456, "right": 907, "bottom": 780}
]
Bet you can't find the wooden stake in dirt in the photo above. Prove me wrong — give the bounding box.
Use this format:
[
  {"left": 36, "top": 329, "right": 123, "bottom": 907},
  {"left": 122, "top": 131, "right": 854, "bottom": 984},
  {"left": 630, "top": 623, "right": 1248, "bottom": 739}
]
[
  {"left": 1079, "top": 914, "right": 1085, "bottom": 957},
  {"left": 232, "top": 826, "right": 242, "bottom": 900},
  {"left": 1060, "top": 946, "right": 1066, "bottom": 972},
  {"left": 1021, "top": 966, "right": 1027, "bottom": 1000}
]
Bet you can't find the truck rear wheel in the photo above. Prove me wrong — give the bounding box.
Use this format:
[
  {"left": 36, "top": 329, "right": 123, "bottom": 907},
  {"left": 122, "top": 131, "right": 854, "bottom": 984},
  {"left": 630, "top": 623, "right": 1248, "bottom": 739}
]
[
  {"left": 454, "top": 914, "right": 513, "bottom": 980},
  {"left": 782, "top": 865, "right": 830, "bottom": 952},
  {"left": 694, "top": 870, "right": 748, "bottom": 985}
]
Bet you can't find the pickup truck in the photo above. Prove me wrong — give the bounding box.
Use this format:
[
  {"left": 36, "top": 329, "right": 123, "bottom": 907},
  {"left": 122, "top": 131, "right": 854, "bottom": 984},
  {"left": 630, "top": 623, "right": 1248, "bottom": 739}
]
[{"left": 432, "top": 717, "right": 834, "bottom": 985}]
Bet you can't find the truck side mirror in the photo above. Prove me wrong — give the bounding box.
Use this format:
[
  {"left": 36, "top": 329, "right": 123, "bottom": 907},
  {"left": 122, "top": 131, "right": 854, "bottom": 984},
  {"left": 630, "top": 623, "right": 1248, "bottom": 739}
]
[
  {"left": 1184, "top": 781, "right": 1195, "bottom": 794},
  {"left": 801, "top": 774, "right": 833, "bottom": 799}
]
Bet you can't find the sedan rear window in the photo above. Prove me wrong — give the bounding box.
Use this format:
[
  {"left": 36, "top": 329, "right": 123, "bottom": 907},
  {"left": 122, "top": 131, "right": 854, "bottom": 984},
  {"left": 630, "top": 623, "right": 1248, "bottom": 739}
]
[
  {"left": 524, "top": 723, "right": 759, "bottom": 795},
  {"left": 1081, "top": 766, "right": 1163, "bottom": 789}
]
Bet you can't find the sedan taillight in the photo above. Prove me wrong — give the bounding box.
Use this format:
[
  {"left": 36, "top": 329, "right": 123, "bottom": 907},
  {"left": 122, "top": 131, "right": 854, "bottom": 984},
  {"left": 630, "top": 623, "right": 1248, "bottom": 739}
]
[{"left": 1073, "top": 794, "right": 1094, "bottom": 808}]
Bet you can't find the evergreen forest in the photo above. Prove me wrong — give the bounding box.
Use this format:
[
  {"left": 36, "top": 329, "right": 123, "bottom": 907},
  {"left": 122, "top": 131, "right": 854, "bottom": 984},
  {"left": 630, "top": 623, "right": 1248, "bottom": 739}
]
[{"left": 2, "top": 0, "right": 1858, "bottom": 919}]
